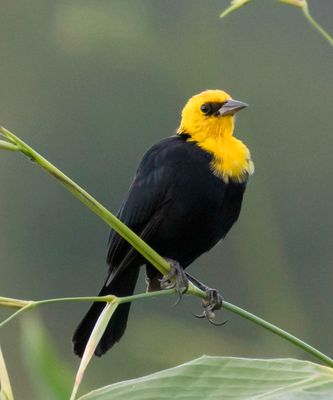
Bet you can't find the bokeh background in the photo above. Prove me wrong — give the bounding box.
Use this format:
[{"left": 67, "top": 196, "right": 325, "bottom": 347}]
[{"left": 1, "top": 1, "right": 332, "bottom": 398}]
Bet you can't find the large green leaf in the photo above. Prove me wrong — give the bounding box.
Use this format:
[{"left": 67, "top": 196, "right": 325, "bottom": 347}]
[{"left": 79, "top": 356, "right": 333, "bottom": 400}]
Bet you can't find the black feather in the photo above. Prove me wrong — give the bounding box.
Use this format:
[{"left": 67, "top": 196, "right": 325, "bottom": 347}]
[{"left": 72, "top": 134, "right": 247, "bottom": 357}]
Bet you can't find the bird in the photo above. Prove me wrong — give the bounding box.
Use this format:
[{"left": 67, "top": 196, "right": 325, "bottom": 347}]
[{"left": 72, "top": 89, "right": 254, "bottom": 358}]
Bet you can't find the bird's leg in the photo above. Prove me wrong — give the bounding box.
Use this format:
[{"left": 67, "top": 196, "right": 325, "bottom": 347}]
[
  {"left": 159, "top": 258, "right": 189, "bottom": 303},
  {"left": 186, "top": 272, "right": 226, "bottom": 326}
]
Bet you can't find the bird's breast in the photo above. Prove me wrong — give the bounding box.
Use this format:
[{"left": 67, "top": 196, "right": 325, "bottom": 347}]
[{"left": 191, "top": 135, "right": 254, "bottom": 184}]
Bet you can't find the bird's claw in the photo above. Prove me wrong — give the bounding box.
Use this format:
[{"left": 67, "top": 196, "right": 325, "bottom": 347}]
[
  {"left": 159, "top": 259, "right": 189, "bottom": 305},
  {"left": 193, "top": 288, "right": 227, "bottom": 326},
  {"left": 192, "top": 312, "right": 206, "bottom": 319},
  {"left": 192, "top": 309, "right": 227, "bottom": 326}
]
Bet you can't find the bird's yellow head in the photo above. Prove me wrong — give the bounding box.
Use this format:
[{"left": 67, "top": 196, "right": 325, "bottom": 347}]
[
  {"left": 177, "top": 89, "right": 253, "bottom": 183},
  {"left": 177, "top": 89, "right": 247, "bottom": 139}
]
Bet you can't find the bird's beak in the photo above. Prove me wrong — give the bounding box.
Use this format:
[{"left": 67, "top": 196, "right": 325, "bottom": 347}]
[{"left": 218, "top": 99, "right": 249, "bottom": 116}]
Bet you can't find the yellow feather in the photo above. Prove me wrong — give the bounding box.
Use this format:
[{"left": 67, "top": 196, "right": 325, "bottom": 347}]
[{"left": 178, "top": 89, "right": 254, "bottom": 183}]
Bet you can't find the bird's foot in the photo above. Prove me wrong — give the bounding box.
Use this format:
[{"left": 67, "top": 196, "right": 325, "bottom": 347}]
[
  {"left": 193, "top": 288, "right": 227, "bottom": 326},
  {"left": 159, "top": 259, "right": 189, "bottom": 304}
]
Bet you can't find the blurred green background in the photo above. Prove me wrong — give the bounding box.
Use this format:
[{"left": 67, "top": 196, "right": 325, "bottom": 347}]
[{"left": 1, "top": 0, "right": 332, "bottom": 398}]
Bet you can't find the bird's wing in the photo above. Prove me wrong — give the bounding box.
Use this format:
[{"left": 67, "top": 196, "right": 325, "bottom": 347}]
[{"left": 106, "top": 137, "right": 182, "bottom": 278}]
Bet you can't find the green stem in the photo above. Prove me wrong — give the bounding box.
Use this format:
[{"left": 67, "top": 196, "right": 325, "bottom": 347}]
[
  {"left": 1, "top": 291, "right": 332, "bottom": 367},
  {"left": 0, "top": 303, "right": 35, "bottom": 329},
  {"left": 223, "top": 301, "right": 333, "bottom": 368},
  {"left": 118, "top": 288, "right": 177, "bottom": 303},
  {"left": 1, "top": 126, "right": 333, "bottom": 368},
  {"left": 0, "top": 127, "right": 196, "bottom": 289},
  {"left": 221, "top": 1, "right": 333, "bottom": 48},
  {"left": 0, "top": 297, "right": 31, "bottom": 309},
  {"left": 0, "top": 140, "right": 19, "bottom": 151},
  {"left": 302, "top": 1, "right": 333, "bottom": 47},
  {"left": 0, "top": 291, "right": 176, "bottom": 328}
]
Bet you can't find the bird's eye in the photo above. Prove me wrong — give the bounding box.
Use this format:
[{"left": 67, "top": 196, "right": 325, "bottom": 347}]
[{"left": 200, "top": 103, "right": 211, "bottom": 115}]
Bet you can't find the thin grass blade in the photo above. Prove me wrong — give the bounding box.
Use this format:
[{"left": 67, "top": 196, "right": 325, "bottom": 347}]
[
  {"left": 0, "top": 346, "right": 14, "bottom": 400},
  {"left": 70, "top": 298, "right": 119, "bottom": 400}
]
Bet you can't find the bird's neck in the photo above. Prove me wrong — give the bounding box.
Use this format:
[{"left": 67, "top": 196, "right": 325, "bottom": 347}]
[{"left": 187, "top": 125, "right": 254, "bottom": 183}]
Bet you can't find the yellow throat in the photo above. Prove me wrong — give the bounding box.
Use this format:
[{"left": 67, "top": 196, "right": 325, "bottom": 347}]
[{"left": 177, "top": 89, "right": 254, "bottom": 183}]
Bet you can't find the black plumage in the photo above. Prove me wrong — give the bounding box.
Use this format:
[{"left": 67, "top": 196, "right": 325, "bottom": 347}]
[{"left": 73, "top": 134, "right": 247, "bottom": 357}]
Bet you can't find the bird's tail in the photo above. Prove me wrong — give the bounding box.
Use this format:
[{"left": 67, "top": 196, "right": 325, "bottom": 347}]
[{"left": 72, "top": 267, "right": 140, "bottom": 358}]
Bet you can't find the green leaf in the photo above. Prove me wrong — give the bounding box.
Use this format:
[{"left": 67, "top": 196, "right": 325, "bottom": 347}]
[
  {"left": 78, "top": 356, "right": 333, "bottom": 400},
  {"left": 20, "top": 314, "right": 73, "bottom": 400}
]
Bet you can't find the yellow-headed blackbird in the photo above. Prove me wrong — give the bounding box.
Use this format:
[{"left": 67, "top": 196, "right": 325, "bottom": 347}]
[{"left": 73, "top": 89, "right": 254, "bottom": 357}]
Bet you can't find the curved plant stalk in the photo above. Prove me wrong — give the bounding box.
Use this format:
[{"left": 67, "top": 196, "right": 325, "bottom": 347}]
[
  {"left": 0, "top": 346, "right": 14, "bottom": 400},
  {"left": 0, "top": 126, "right": 205, "bottom": 301},
  {"left": 0, "top": 303, "right": 35, "bottom": 329},
  {"left": 0, "top": 297, "right": 31, "bottom": 309},
  {"left": 279, "top": 0, "right": 333, "bottom": 46},
  {"left": 225, "top": 302, "right": 333, "bottom": 368},
  {"left": 1, "top": 126, "right": 333, "bottom": 375},
  {"left": 1, "top": 290, "right": 333, "bottom": 369},
  {"left": 220, "top": 0, "right": 333, "bottom": 47},
  {"left": 299, "top": 1, "right": 333, "bottom": 47},
  {"left": 0, "top": 141, "right": 18, "bottom": 151},
  {"left": 0, "top": 290, "right": 176, "bottom": 329}
]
